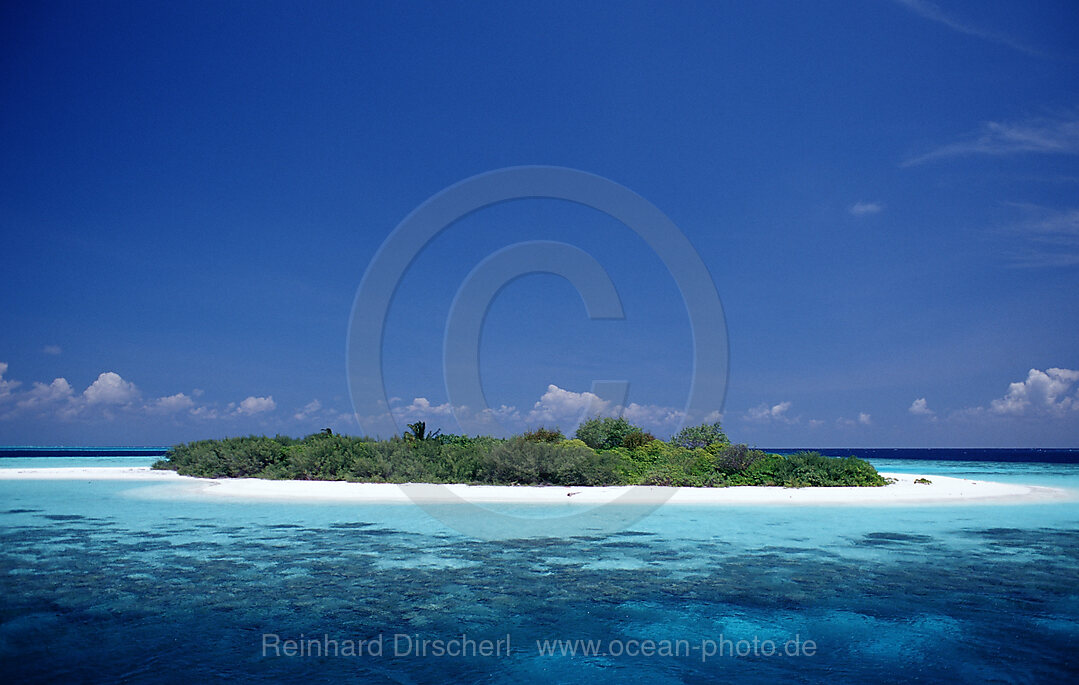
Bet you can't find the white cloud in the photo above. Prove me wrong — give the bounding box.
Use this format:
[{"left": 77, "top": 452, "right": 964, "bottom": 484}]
[
  {"left": 42, "top": 345, "right": 62, "bottom": 356},
  {"left": 0, "top": 364, "right": 299, "bottom": 424},
  {"left": 746, "top": 401, "right": 794, "bottom": 422},
  {"left": 236, "top": 395, "right": 276, "bottom": 416},
  {"left": 148, "top": 393, "right": 196, "bottom": 414},
  {"left": 477, "top": 404, "right": 522, "bottom": 425},
  {"left": 293, "top": 399, "right": 322, "bottom": 421},
  {"left": 1005, "top": 206, "right": 1079, "bottom": 268},
  {"left": 909, "top": 397, "right": 934, "bottom": 416},
  {"left": 377, "top": 384, "right": 705, "bottom": 436},
  {"left": 83, "top": 372, "right": 140, "bottom": 405},
  {"left": 906, "top": 112, "right": 1079, "bottom": 166},
  {"left": 395, "top": 397, "right": 455, "bottom": 419},
  {"left": 522, "top": 385, "right": 689, "bottom": 433},
  {"left": 989, "top": 368, "right": 1079, "bottom": 416},
  {"left": 891, "top": 0, "right": 1044, "bottom": 57},
  {"left": 0, "top": 362, "right": 21, "bottom": 401},
  {"left": 526, "top": 384, "right": 611, "bottom": 425},
  {"left": 836, "top": 412, "right": 872, "bottom": 427},
  {"left": 17, "top": 378, "right": 75, "bottom": 410},
  {"left": 702, "top": 410, "right": 724, "bottom": 424},
  {"left": 334, "top": 411, "right": 358, "bottom": 426},
  {"left": 850, "top": 201, "right": 883, "bottom": 216},
  {"left": 621, "top": 402, "right": 687, "bottom": 430}
]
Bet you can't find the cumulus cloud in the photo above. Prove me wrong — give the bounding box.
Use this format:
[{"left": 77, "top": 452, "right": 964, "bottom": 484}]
[
  {"left": 42, "top": 345, "right": 62, "bottom": 356},
  {"left": 83, "top": 372, "right": 140, "bottom": 405},
  {"left": 394, "top": 397, "right": 456, "bottom": 420},
  {"left": 148, "top": 393, "right": 196, "bottom": 414},
  {"left": 0, "top": 362, "right": 21, "bottom": 401},
  {"left": 526, "top": 385, "right": 612, "bottom": 425},
  {"left": 989, "top": 368, "right": 1079, "bottom": 416},
  {"left": 235, "top": 395, "right": 276, "bottom": 416},
  {"left": 17, "top": 378, "right": 75, "bottom": 410},
  {"left": 621, "top": 402, "right": 687, "bottom": 430},
  {"left": 476, "top": 404, "right": 522, "bottom": 425},
  {"left": 909, "top": 397, "right": 934, "bottom": 416},
  {"left": 523, "top": 385, "right": 690, "bottom": 432},
  {"left": 850, "top": 201, "right": 883, "bottom": 216},
  {"left": 859, "top": 412, "right": 872, "bottom": 425},
  {"left": 746, "top": 401, "right": 793, "bottom": 422},
  {"left": 377, "top": 384, "right": 705, "bottom": 436},
  {"left": 0, "top": 362, "right": 304, "bottom": 425}
]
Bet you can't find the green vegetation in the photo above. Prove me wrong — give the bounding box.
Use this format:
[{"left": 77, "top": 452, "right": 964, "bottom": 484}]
[
  {"left": 574, "top": 416, "right": 639, "bottom": 450},
  {"left": 670, "top": 421, "right": 728, "bottom": 449},
  {"left": 153, "top": 419, "right": 887, "bottom": 488},
  {"left": 522, "top": 426, "right": 564, "bottom": 443}
]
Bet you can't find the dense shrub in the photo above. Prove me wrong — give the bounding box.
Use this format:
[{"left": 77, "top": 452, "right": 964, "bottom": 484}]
[
  {"left": 670, "top": 422, "right": 728, "bottom": 449},
  {"left": 712, "top": 443, "right": 764, "bottom": 474},
  {"left": 522, "top": 426, "right": 564, "bottom": 443},
  {"left": 479, "top": 437, "right": 622, "bottom": 486},
  {"left": 724, "top": 451, "right": 886, "bottom": 487},
  {"left": 621, "top": 430, "right": 656, "bottom": 449},
  {"left": 574, "top": 416, "right": 640, "bottom": 450},
  {"left": 154, "top": 436, "right": 286, "bottom": 478},
  {"left": 154, "top": 434, "right": 885, "bottom": 488},
  {"left": 268, "top": 434, "right": 381, "bottom": 481},
  {"left": 638, "top": 448, "right": 721, "bottom": 487}
]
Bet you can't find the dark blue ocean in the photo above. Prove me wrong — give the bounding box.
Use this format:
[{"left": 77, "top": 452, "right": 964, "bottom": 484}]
[{"left": 2, "top": 448, "right": 1078, "bottom": 683}]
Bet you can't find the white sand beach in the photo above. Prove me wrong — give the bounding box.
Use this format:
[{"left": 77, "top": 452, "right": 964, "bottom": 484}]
[{"left": 0, "top": 466, "right": 1071, "bottom": 506}]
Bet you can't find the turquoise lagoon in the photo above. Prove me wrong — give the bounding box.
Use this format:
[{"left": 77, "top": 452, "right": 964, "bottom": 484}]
[{"left": 2, "top": 454, "right": 1078, "bottom": 682}]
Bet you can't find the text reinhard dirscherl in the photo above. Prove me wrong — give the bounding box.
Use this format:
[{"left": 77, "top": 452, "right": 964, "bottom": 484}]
[{"left": 261, "top": 633, "right": 817, "bottom": 662}]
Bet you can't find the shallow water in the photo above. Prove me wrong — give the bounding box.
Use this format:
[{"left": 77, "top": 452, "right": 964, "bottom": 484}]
[{"left": 2, "top": 458, "right": 1078, "bottom": 682}]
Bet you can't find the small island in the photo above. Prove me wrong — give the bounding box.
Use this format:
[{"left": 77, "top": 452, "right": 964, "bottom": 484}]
[{"left": 152, "top": 418, "right": 887, "bottom": 488}]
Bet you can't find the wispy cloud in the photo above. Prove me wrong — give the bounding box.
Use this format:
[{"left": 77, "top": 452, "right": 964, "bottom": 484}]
[
  {"left": 42, "top": 345, "right": 62, "bottom": 356},
  {"left": 905, "top": 112, "right": 1079, "bottom": 166},
  {"left": 891, "top": 0, "right": 1045, "bottom": 57},
  {"left": 293, "top": 399, "right": 322, "bottom": 421},
  {"left": 837, "top": 412, "right": 872, "bottom": 427},
  {"left": 849, "top": 201, "right": 883, "bottom": 216},
  {"left": 1003, "top": 205, "right": 1079, "bottom": 268}
]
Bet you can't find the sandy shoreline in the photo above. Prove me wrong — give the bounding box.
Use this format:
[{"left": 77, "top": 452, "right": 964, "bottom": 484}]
[{"left": 0, "top": 466, "right": 1072, "bottom": 506}]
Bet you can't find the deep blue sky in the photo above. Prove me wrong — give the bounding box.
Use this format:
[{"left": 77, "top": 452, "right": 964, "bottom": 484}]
[{"left": 2, "top": 0, "right": 1078, "bottom": 446}]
